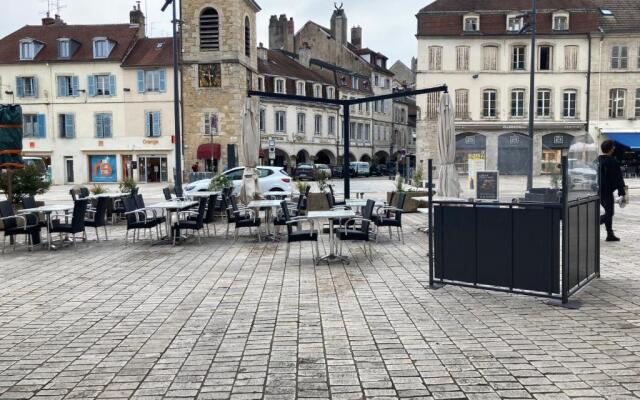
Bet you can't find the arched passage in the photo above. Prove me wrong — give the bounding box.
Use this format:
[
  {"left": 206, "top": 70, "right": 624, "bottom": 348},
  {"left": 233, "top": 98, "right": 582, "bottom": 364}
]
[
  {"left": 348, "top": 153, "right": 357, "bottom": 162},
  {"left": 374, "top": 151, "right": 389, "bottom": 166},
  {"left": 455, "top": 132, "right": 487, "bottom": 174},
  {"left": 273, "top": 148, "right": 289, "bottom": 168},
  {"left": 315, "top": 150, "right": 336, "bottom": 166},
  {"left": 498, "top": 132, "right": 532, "bottom": 175},
  {"left": 360, "top": 154, "right": 371, "bottom": 163},
  {"left": 296, "top": 149, "right": 310, "bottom": 164}
]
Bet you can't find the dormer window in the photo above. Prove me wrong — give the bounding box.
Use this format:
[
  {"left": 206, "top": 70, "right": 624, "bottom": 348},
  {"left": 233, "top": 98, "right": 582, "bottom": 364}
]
[
  {"left": 313, "top": 84, "right": 322, "bottom": 98},
  {"left": 464, "top": 15, "right": 480, "bottom": 32},
  {"left": 93, "top": 38, "right": 112, "bottom": 59},
  {"left": 352, "top": 77, "right": 359, "bottom": 90},
  {"left": 553, "top": 13, "right": 569, "bottom": 31},
  {"left": 19, "top": 39, "right": 42, "bottom": 60},
  {"left": 275, "top": 78, "right": 285, "bottom": 94},
  {"left": 58, "top": 39, "right": 70, "bottom": 59},
  {"left": 327, "top": 87, "right": 335, "bottom": 99},
  {"left": 296, "top": 81, "right": 305, "bottom": 96},
  {"left": 507, "top": 15, "right": 523, "bottom": 32}
]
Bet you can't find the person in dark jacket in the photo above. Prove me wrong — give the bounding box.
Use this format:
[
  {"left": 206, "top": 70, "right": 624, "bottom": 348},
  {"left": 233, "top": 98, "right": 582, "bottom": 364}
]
[{"left": 599, "top": 140, "right": 627, "bottom": 241}]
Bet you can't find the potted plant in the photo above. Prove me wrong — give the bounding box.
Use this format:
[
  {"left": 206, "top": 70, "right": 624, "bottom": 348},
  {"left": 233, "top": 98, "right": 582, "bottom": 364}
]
[
  {"left": 386, "top": 175, "right": 431, "bottom": 213},
  {"left": 91, "top": 184, "right": 108, "bottom": 195},
  {"left": 209, "top": 174, "right": 232, "bottom": 191},
  {"left": 119, "top": 178, "right": 137, "bottom": 194},
  {"left": 0, "top": 165, "right": 51, "bottom": 205}
]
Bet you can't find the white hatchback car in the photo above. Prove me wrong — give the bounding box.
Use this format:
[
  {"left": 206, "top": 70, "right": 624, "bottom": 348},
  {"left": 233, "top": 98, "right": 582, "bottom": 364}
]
[{"left": 183, "top": 166, "right": 293, "bottom": 195}]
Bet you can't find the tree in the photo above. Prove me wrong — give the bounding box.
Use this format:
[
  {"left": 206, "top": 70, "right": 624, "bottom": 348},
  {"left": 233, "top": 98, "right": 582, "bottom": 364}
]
[{"left": 0, "top": 165, "right": 51, "bottom": 205}]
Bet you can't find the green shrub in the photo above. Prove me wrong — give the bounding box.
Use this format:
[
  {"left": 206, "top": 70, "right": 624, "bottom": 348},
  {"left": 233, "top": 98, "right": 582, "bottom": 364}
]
[
  {"left": 91, "top": 184, "right": 107, "bottom": 195},
  {"left": 315, "top": 171, "right": 330, "bottom": 193},
  {"left": 209, "top": 174, "right": 231, "bottom": 191},
  {"left": 0, "top": 165, "right": 51, "bottom": 204},
  {"left": 119, "top": 178, "right": 137, "bottom": 193},
  {"left": 395, "top": 175, "right": 405, "bottom": 193},
  {"left": 294, "top": 179, "right": 310, "bottom": 194}
]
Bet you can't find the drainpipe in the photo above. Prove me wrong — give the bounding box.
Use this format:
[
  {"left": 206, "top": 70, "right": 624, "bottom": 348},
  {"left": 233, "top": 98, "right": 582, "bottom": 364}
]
[
  {"left": 596, "top": 32, "right": 604, "bottom": 139},
  {"left": 586, "top": 32, "right": 592, "bottom": 135}
]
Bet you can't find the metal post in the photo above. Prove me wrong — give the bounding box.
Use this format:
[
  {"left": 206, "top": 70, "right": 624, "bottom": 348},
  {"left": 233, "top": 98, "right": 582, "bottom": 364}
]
[
  {"left": 342, "top": 104, "right": 350, "bottom": 199},
  {"left": 561, "top": 155, "right": 569, "bottom": 304},
  {"left": 162, "top": 0, "right": 183, "bottom": 197},
  {"left": 527, "top": 0, "right": 537, "bottom": 191},
  {"left": 428, "top": 159, "right": 434, "bottom": 287}
]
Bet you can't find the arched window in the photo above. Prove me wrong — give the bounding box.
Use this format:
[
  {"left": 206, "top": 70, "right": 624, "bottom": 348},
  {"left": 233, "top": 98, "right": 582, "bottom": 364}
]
[
  {"left": 200, "top": 8, "right": 219, "bottom": 51},
  {"left": 244, "top": 17, "right": 251, "bottom": 57}
]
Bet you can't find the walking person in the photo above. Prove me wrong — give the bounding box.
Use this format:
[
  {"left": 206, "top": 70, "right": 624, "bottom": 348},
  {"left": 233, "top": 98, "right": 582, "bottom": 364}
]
[{"left": 599, "top": 140, "right": 627, "bottom": 242}]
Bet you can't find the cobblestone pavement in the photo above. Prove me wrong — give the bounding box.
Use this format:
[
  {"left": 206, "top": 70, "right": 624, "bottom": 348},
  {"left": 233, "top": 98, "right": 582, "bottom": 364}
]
[{"left": 0, "top": 186, "right": 639, "bottom": 399}]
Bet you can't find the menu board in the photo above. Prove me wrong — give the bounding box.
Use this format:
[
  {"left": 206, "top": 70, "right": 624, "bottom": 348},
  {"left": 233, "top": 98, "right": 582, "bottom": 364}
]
[{"left": 476, "top": 171, "right": 499, "bottom": 200}]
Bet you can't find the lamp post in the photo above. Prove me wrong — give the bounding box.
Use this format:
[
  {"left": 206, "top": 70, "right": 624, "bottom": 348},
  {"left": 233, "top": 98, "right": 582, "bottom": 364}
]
[
  {"left": 161, "top": 0, "right": 184, "bottom": 196},
  {"left": 526, "top": 0, "right": 537, "bottom": 190}
]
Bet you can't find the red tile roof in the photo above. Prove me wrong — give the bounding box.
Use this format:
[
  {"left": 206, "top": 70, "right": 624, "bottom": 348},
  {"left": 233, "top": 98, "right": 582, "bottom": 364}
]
[
  {"left": 122, "top": 37, "right": 173, "bottom": 67},
  {"left": 0, "top": 23, "right": 140, "bottom": 64},
  {"left": 419, "top": 0, "right": 598, "bottom": 13},
  {"left": 258, "top": 49, "right": 333, "bottom": 84}
]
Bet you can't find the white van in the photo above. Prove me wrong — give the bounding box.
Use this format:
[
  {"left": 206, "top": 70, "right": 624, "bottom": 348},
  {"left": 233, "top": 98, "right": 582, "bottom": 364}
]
[{"left": 350, "top": 161, "right": 370, "bottom": 177}]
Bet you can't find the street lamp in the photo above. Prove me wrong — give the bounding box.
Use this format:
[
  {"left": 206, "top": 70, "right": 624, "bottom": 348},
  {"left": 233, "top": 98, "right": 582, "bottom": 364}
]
[
  {"left": 519, "top": 0, "right": 537, "bottom": 191},
  {"left": 161, "top": 0, "right": 184, "bottom": 196}
]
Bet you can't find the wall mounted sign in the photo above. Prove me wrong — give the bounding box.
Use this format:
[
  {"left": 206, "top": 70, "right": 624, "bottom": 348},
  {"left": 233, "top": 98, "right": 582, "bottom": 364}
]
[
  {"left": 476, "top": 171, "right": 499, "bottom": 200},
  {"left": 89, "top": 154, "right": 117, "bottom": 183}
]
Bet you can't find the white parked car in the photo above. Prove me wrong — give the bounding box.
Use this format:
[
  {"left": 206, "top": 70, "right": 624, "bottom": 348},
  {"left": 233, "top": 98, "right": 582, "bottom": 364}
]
[{"left": 183, "top": 166, "right": 292, "bottom": 195}]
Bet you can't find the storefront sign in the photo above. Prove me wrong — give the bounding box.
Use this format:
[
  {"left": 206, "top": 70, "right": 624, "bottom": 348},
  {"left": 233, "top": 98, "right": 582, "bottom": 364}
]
[
  {"left": 467, "top": 154, "right": 485, "bottom": 190},
  {"left": 476, "top": 171, "right": 499, "bottom": 200},
  {"left": 143, "top": 139, "right": 160, "bottom": 145},
  {"left": 89, "top": 154, "right": 117, "bottom": 183}
]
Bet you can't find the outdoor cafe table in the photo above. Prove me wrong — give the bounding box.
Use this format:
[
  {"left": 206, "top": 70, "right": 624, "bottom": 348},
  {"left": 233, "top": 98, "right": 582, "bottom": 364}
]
[
  {"left": 19, "top": 204, "right": 73, "bottom": 250},
  {"left": 344, "top": 199, "right": 385, "bottom": 214},
  {"left": 306, "top": 209, "right": 356, "bottom": 264},
  {"left": 334, "top": 189, "right": 380, "bottom": 199},
  {"left": 261, "top": 191, "right": 292, "bottom": 199},
  {"left": 247, "top": 199, "right": 283, "bottom": 240},
  {"left": 147, "top": 201, "right": 198, "bottom": 243},
  {"left": 89, "top": 192, "right": 125, "bottom": 199},
  {"left": 187, "top": 191, "right": 220, "bottom": 199}
]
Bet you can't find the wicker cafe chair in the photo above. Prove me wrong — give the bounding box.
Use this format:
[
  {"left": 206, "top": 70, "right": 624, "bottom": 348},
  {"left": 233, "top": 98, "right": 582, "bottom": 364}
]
[
  {"left": 172, "top": 197, "right": 208, "bottom": 245},
  {"left": 280, "top": 200, "right": 319, "bottom": 264},
  {"left": 0, "top": 200, "right": 41, "bottom": 253},
  {"left": 50, "top": 199, "right": 89, "bottom": 249},
  {"left": 373, "top": 192, "right": 407, "bottom": 244},
  {"left": 337, "top": 199, "right": 376, "bottom": 260},
  {"left": 85, "top": 197, "right": 109, "bottom": 241}
]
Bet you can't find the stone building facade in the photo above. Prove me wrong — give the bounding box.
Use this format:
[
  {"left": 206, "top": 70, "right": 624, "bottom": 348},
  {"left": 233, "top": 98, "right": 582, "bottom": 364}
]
[
  {"left": 416, "top": 0, "right": 598, "bottom": 178},
  {"left": 180, "top": 0, "right": 260, "bottom": 173}
]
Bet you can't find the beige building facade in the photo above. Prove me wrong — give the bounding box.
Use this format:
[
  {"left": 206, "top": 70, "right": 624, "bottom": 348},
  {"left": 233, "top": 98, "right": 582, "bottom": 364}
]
[{"left": 180, "top": 0, "right": 260, "bottom": 173}]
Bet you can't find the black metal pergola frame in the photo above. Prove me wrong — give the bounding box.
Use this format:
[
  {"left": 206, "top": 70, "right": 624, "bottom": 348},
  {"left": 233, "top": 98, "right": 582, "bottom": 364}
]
[{"left": 249, "top": 84, "right": 448, "bottom": 199}]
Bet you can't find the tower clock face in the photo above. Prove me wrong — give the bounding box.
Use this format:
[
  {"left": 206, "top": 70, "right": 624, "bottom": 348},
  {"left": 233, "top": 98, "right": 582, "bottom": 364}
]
[{"left": 198, "top": 64, "right": 221, "bottom": 87}]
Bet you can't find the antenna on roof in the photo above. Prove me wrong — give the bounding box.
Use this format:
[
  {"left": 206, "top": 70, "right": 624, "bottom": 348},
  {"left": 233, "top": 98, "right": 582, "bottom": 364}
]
[{"left": 44, "top": 0, "right": 66, "bottom": 17}]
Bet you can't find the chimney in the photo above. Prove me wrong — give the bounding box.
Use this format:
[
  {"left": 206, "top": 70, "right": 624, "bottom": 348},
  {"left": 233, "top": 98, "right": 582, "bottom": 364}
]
[
  {"left": 351, "top": 26, "right": 362, "bottom": 49},
  {"left": 298, "top": 42, "right": 311, "bottom": 68},
  {"left": 130, "top": 2, "right": 146, "bottom": 39},
  {"left": 330, "top": 6, "right": 348, "bottom": 46},
  {"left": 42, "top": 13, "right": 55, "bottom": 26},
  {"left": 258, "top": 42, "right": 268, "bottom": 61},
  {"left": 269, "top": 14, "right": 294, "bottom": 52}
]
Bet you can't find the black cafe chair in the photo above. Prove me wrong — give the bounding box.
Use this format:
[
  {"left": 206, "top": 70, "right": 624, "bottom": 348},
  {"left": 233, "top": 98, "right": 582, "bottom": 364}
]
[
  {"left": 337, "top": 199, "right": 376, "bottom": 260},
  {"left": 85, "top": 197, "right": 109, "bottom": 241},
  {"left": 373, "top": 192, "right": 407, "bottom": 244},
  {"left": 0, "top": 200, "right": 42, "bottom": 253},
  {"left": 122, "top": 196, "right": 162, "bottom": 244},
  {"left": 172, "top": 197, "right": 208, "bottom": 245},
  {"left": 50, "top": 200, "right": 89, "bottom": 249},
  {"left": 280, "top": 201, "right": 319, "bottom": 263}
]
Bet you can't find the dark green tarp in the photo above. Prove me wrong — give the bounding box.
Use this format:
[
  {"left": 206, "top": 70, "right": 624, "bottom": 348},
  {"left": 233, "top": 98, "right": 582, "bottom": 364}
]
[{"left": 0, "top": 105, "right": 23, "bottom": 169}]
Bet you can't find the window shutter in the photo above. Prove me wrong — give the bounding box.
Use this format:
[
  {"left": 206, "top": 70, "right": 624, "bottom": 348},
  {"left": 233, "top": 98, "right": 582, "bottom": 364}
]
[
  {"left": 32, "top": 77, "right": 38, "bottom": 97},
  {"left": 37, "top": 114, "right": 46, "bottom": 138},
  {"left": 104, "top": 114, "right": 112, "bottom": 138},
  {"left": 96, "top": 114, "right": 103, "bottom": 137},
  {"left": 57, "top": 76, "right": 64, "bottom": 97},
  {"left": 88, "top": 75, "right": 96, "bottom": 97},
  {"left": 137, "top": 70, "right": 145, "bottom": 93},
  {"left": 109, "top": 75, "right": 116, "bottom": 96},
  {"left": 159, "top": 70, "right": 166, "bottom": 92},
  {"left": 152, "top": 112, "right": 161, "bottom": 137},
  {"left": 145, "top": 112, "right": 151, "bottom": 137},
  {"left": 65, "top": 114, "right": 75, "bottom": 138},
  {"left": 72, "top": 76, "right": 79, "bottom": 96},
  {"left": 16, "top": 77, "right": 24, "bottom": 97}
]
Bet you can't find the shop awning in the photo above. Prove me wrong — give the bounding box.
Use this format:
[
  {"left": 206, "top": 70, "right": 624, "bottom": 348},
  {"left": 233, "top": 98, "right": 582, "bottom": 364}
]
[
  {"left": 605, "top": 132, "right": 640, "bottom": 150},
  {"left": 197, "top": 143, "right": 221, "bottom": 159}
]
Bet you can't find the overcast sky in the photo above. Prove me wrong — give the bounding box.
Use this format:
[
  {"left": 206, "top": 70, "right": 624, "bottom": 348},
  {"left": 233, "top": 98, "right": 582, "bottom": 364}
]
[{"left": 0, "top": 0, "right": 431, "bottom": 65}]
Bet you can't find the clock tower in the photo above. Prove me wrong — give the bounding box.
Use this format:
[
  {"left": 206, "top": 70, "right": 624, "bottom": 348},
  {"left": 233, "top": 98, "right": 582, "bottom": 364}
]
[{"left": 180, "top": 0, "right": 260, "bottom": 172}]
